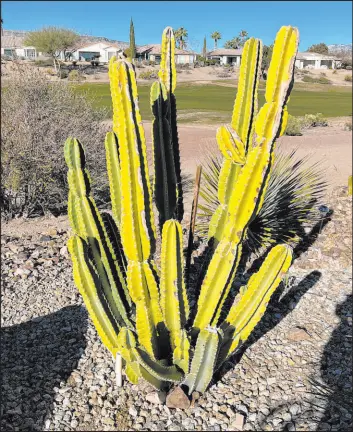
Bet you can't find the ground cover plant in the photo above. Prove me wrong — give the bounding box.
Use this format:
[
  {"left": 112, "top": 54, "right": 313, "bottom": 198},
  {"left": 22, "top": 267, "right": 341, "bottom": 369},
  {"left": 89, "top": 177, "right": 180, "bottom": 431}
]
[{"left": 65, "top": 25, "right": 301, "bottom": 393}]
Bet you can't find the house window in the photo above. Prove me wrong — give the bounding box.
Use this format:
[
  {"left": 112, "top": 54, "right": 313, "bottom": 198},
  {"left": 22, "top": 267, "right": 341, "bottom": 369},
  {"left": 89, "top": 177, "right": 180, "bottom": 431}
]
[
  {"left": 24, "top": 49, "right": 36, "bottom": 58},
  {"left": 4, "top": 48, "right": 14, "bottom": 57},
  {"left": 79, "top": 51, "right": 100, "bottom": 61}
]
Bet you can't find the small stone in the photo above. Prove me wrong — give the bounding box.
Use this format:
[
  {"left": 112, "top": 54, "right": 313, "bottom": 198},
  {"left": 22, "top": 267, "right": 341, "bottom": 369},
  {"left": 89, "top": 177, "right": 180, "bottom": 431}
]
[
  {"left": 44, "top": 419, "right": 51, "bottom": 429},
  {"left": 166, "top": 386, "right": 190, "bottom": 410},
  {"left": 146, "top": 391, "right": 166, "bottom": 405},
  {"left": 39, "top": 235, "right": 52, "bottom": 242},
  {"left": 267, "top": 377, "right": 276, "bottom": 385},
  {"left": 229, "top": 413, "right": 245, "bottom": 431},
  {"left": 60, "top": 246, "right": 68, "bottom": 256},
  {"left": 129, "top": 406, "right": 138, "bottom": 417},
  {"left": 287, "top": 327, "right": 311, "bottom": 341},
  {"left": 289, "top": 404, "right": 301, "bottom": 416},
  {"left": 283, "top": 412, "right": 292, "bottom": 422}
]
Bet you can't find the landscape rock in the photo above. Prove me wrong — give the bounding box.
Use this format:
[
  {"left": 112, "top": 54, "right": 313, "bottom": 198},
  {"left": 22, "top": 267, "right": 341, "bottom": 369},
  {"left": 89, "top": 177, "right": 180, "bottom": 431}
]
[
  {"left": 287, "top": 327, "right": 311, "bottom": 341},
  {"left": 166, "top": 387, "right": 190, "bottom": 410}
]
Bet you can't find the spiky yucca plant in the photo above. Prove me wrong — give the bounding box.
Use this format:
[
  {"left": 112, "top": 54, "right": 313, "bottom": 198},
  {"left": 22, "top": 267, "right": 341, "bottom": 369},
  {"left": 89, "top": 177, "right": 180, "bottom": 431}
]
[
  {"left": 65, "top": 26, "right": 300, "bottom": 394},
  {"left": 198, "top": 147, "right": 327, "bottom": 253}
]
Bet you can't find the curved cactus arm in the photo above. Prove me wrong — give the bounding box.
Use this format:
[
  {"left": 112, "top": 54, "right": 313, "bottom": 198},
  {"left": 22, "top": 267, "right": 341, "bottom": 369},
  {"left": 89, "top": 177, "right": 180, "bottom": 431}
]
[
  {"left": 150, "top": 82, "right": 178, "bottom": 228},
  {"left": 68, "top": 236, "right": 120, "bottom": 356},
  {"left": 105, "top": 132, "right": 122, "bottom": 227},
  {"left": 184, "top": 328, "right": 220, "bottom": 394},
  {"left": 133, "top": 346, "right": 183, "bottom": 383},
  {"left": 231, "top": 38, "right": 263, "bottom": 152},
  {"left": 160, "top": 220, "right": 190, "bottom": 364},
  {"left": 65, "top": 137, "right": 132, "bottom": 327},
  {"left": 158, "top": 26, "right": 184, "bottom": 221},
  {"left": 109, "top": 59, "right": 156, "bottom": 262},
  {"left": 221, "top": 244, "right": 293, "bottom": 360}
]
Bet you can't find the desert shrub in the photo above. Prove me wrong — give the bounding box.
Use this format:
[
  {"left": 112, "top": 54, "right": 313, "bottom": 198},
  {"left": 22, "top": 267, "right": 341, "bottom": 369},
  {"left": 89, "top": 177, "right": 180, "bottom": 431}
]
[
  {"left": 139, "top": 69, "right": 157, "bottom": 80},
  {"left": 216, "top": 71, "right": 231, "bottom": 78},
  {"left": 68, "top": 69, "right": 85, "bottom": 82},
  {"left": 46, "top": 68, "right": 55, "bottom": 75},
  {"left": 301, "top": 69, "right": 310, "bottom": 74},
  {"left": 332, "top": 69, "right": 337, "bottom": 74},
  {"left": 34, "top": 59, "right": 53, "bottom": 67},
  {"left": 345, "top": 120, "right": 352, "bottom": 131},
  {"left": 320, "top": 72, "right": 326, "bottom": 77},
  {"left": 285, "top": 115, "right": 306, "bottom": 135},
  {"left": 304, "top": 112, "right": 328, "bottom": 127},
  {"left": 1, "top": 65, "right": 108, "bottom": 219},
  {"left": 57, "top": 69, "right": 69, "bottom": 79},
  {"left": 147, "top": 60, "right": 156, "bottom": 66},
  {"left": 302, "top": 75, "right": 332, "bottom": 84},
  {"left": 344, "top": 74, "right": 352, "bottom": 82},
  {"left": 205, "top": 59, "right": 219, "bottom": 66}
]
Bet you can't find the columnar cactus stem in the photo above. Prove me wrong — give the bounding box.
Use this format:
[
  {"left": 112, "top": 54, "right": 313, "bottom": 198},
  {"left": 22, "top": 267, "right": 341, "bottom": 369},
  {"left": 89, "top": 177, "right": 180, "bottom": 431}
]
[{"left": 65, "top": 24, "right": 300, "bottom": 395}]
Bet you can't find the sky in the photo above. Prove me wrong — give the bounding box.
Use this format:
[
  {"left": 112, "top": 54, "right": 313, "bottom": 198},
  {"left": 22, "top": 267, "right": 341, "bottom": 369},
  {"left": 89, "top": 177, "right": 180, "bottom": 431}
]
[{"left": 2, "top": 1, "right": 352, "bottom": 51}]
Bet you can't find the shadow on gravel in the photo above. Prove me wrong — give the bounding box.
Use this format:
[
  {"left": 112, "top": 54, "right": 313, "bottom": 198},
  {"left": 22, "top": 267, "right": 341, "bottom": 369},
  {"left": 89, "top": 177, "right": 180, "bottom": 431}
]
[
  {"left": 253, "top": 295, "right": 353, "bottom": 431},
  {"left": 0, "top": 305, "right": 88, "bottom": 431},
  {"left": 215, "top": 270, "right": 322, "bottom": 383},
  {"left": 314, "top": 294, "right": 353, "bottom": 431}
]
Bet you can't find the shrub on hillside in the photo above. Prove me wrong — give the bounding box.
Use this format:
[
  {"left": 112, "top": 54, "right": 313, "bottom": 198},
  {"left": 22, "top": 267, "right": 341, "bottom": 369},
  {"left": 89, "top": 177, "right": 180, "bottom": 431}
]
[{"left": 1, "top": 65, "right": 108, "bottom": 219}]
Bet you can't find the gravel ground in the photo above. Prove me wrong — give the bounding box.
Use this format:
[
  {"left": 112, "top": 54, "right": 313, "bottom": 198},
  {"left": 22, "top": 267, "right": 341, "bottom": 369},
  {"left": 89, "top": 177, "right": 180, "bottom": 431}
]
[{"left": 1, "top": 189, "right": 352, "bottom": 432}]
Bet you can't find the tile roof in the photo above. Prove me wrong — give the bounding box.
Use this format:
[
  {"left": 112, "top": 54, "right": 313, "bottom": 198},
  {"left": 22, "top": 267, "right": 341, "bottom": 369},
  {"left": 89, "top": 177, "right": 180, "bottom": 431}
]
[{"left": 207, "top": 48, "right": 243, "bottom": 56}]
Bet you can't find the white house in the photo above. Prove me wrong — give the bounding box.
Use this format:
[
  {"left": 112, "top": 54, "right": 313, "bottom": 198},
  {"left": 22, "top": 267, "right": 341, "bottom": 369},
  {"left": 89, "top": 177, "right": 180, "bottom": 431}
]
[
  {"left": 206, "top": 48, "right": 243, "bottom": 66},
  {"left": 295, "top": 52, "right": 341, "bottom": 69},
  {"left": 136, "top": 44, "right": 197, "bottom": 64},
  {"left": 1, "top": 30, "right": 45, "bottom": 59},
  {"left": 67, "top": 42, "right": 125, "bottom": 62},
  {"left": 1, "top": 29, "right": 128, "bottom": 63}
]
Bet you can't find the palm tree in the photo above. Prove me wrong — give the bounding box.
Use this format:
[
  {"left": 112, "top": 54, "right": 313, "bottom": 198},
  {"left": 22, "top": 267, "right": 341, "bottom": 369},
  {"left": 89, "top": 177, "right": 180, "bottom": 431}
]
[
  {"left": 175, "top": 27, "right": 188, "bottom": 49},
  {"left": 211, "top": 31, "right": 221, "bottom": 50}
]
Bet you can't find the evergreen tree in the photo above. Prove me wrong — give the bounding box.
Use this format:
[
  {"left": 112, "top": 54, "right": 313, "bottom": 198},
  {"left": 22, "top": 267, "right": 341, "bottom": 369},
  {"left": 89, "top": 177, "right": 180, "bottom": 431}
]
[
  {"left": 203, "top": 36, "right": 207, "bottom": 58},
  {"left": 130, "top": 18, "right": 136, "bottom": 60}
]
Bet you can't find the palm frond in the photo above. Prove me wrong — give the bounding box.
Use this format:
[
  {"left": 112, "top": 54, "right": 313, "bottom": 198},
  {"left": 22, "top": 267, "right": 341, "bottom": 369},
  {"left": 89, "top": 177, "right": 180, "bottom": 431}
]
[{"left": 197, "top": 146, "right": 328, "bottom": 254}]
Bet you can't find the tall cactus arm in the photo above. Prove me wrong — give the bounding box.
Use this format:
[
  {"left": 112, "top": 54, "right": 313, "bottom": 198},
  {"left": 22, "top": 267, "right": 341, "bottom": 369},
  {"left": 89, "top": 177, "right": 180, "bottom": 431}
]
[
  {"left": 193, "top": 26, "right": 298, "bottom": 330},
  {"left": 68, "top": 236, "right": 120, "bottom": 356},
  {"left": 105, "top": 132, "right": 122, "bottom": 227},
  {"left": 127, "top": 261, "right": 164, "bottom": 360},
  {"left": 160, "top": 220, "right": 190, "bottom": 365},
  {"left": 150, "top": 82, "right": 178, "bottom": 228},
  {"left": 158, "top": 26, "right": 177, "bottom": 94},
  {"left": 193, "top": 240, "right": 243, "bottom": 329},
  {"left": 158, "top": 26, "right": 184, "bottom": 221},
  {"left": 109, "top": 60, "right": 156, "bottom": 262},
  {"left": 231, "top": 38, "right": 263, "bottom": 152},
  {"left": 65, "top": 137, "right": 132, "bottom": 327},
  {"left": 222, "top": 244, "right": 293, "bottom": 358},
  {"left": 184, "top": 328, "right": 220, "bottom": 394}
]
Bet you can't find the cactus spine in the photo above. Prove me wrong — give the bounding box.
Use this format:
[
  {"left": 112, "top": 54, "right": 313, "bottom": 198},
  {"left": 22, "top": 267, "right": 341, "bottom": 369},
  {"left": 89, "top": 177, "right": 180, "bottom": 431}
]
[{"left": 66, "top": 25, "right": 299, "bottom": 394}]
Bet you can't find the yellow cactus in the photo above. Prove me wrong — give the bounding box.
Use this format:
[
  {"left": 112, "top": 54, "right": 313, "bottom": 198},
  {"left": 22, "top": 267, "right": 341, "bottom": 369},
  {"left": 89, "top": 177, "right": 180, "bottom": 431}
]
[{"left": 65, "top": 25, "right": 299, "bottom": 394}]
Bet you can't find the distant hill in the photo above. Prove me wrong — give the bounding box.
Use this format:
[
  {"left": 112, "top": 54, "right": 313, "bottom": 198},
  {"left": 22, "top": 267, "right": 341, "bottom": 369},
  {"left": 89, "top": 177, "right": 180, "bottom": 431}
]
[{"left": 1, "top": 29, "right": 129, "bottom": 49}]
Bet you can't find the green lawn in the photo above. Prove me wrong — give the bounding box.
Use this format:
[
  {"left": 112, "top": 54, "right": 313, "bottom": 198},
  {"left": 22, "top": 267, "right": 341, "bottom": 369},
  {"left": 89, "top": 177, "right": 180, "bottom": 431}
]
[{"left": 76, "top": 82, "right": 352, "bottom": 123}]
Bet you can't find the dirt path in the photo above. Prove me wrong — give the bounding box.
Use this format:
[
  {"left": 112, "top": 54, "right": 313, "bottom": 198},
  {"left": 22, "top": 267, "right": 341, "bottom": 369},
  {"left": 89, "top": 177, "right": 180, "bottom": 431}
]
[
  {"left": 142, "top": 122, "right": 352, "bottom": 190},
  {"left": 2, "top": 122, "right": 351, "bottom": 237}
]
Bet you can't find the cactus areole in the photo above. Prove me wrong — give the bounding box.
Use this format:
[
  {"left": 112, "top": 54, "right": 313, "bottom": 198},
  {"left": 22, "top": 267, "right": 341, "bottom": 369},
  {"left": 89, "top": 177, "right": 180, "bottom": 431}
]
[{"left": 65, "top": 25, "right": 299, "bottom": 393}]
